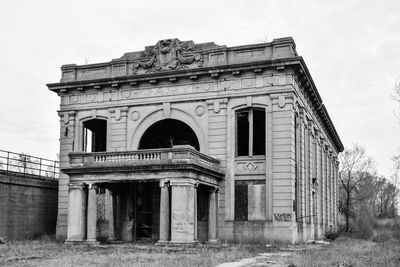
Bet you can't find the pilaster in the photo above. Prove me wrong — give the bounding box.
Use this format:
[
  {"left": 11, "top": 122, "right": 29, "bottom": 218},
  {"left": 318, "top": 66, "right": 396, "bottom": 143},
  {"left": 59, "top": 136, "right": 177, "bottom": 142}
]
[
  {"left": 169, "top": 179, "right": 199, "bottom": 245},
  {"left": 208, "top": 187, "right": 219, "bottom": 243},
  {"left": 106, "top": 189, "right": 116, "bottom": 242},
  {"left": 109, "top": 107, "right": 128, "bottom": 151},
  {"left": 65, "top": 183, "right": 87, "bottom": 243},
  {"left": 57, "top": 111, "right": 76, "bottom": 240},
  {"left": 158, "top": 180, "right": 170, "bottom": 244},
  {"left": 86, "top": 183, "right": 98, "bottom": 244}
]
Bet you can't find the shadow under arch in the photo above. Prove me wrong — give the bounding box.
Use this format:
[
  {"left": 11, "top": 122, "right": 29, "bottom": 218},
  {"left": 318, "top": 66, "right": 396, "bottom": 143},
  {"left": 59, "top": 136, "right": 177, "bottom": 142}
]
[
  {"left": 138, "top": 119, "right": 200, "bottom": 150},
  {"left": 130, "top": 109, "right": 206, "bottom": 153}
]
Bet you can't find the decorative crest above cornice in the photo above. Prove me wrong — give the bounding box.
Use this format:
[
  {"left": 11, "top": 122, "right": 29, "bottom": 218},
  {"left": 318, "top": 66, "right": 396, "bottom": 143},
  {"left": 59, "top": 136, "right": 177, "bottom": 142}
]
[{"left": 132, "top": 39, "right": 204, "bottom": 74}]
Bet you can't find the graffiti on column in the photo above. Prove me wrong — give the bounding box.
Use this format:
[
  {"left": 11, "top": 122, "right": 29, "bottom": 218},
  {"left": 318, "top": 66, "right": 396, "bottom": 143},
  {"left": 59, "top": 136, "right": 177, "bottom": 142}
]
[{"left": 274, "top": 213, "right": 292, "bottom": 222}]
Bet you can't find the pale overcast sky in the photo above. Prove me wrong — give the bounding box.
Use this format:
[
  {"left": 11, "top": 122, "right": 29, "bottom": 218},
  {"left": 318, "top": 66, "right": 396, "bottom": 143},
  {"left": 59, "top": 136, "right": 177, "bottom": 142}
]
[{"left": 0, "top": 0, "right": 399, "bottom": 177}]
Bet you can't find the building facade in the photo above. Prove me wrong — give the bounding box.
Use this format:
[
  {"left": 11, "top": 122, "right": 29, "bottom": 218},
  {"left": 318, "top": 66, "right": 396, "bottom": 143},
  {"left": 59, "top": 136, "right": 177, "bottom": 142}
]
[{"left": 48, "top": 37, "right": 343, "bottom": 244}]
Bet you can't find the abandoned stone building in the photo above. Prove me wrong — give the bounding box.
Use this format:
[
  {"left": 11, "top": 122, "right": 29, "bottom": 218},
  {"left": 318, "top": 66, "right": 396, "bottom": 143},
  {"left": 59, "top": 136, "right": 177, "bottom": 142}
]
[{"left": 47, "top": 37, "right": 343, "bottom": 244}]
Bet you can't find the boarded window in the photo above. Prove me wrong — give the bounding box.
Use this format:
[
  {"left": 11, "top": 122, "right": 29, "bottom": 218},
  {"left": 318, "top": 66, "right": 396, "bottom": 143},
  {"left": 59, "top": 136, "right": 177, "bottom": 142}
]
[
  {"left": 83, "top": 119, "right": 107, "bottom": 152},
  {"left": 234, "top": 182, "right": 248, "bottom": 221},
  {"left": 235, "top": 180, "right": 266, "bottom": 221},
  {"left": 236, "top": 108, "right": 265, "bottom": 156}
]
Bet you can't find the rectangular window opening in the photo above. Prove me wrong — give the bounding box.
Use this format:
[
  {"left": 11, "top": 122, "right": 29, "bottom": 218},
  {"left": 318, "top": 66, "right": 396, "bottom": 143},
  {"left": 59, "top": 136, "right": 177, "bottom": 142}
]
[
  {"left": 236, "top": 108, "right": 266, "bottom": 157},
  {"left": 237, "top": 110, "right": 249, "bottom": 156},
  {"left": 253, "top": 109, "right": 266, "bottom": 155},
  {"left": 83, "top": 119, "right": 107, "bottom": 152}
]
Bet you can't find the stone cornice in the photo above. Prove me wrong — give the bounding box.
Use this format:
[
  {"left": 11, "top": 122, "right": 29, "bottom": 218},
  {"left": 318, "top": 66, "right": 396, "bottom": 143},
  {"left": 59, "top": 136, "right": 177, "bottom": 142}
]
[
  {"left": 62, "top": 163, "right": 224, "bottom": 180},
  {"left": 47, "top": 57, "right": 300, "bottom": 92},
  {"left": 47, "top": 37, "right": 343, "bottom": 154}
]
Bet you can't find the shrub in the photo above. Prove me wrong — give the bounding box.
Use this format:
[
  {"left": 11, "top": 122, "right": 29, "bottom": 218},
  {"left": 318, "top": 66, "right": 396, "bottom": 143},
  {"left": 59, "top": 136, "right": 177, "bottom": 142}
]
[
  {"left": 325, "top": 229, "right": 339, "bottom": 240},
  {"left": 391, "top": 219, "right": 400, "bottom": 240},
  {"left": 352, "top": 216, "right": 374, "bottom": 239}
]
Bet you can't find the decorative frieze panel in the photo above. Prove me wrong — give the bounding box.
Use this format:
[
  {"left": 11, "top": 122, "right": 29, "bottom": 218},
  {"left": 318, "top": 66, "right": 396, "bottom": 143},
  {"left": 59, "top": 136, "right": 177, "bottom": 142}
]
[
  {"left": 61, "top": 73, "right": 294, "bottom": 106},
  {"left": 235, "top": 158, "right": 266, "bottom": 175}
]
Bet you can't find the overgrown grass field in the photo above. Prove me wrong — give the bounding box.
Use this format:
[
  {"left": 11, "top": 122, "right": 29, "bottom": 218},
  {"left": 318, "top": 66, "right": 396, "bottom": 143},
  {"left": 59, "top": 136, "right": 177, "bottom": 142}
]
[
  {"left": 1, "top": 232, "right": 400, "bottom": 266},
  {"left": 0, "top": 238, "right": 266, "bottom": 267}
]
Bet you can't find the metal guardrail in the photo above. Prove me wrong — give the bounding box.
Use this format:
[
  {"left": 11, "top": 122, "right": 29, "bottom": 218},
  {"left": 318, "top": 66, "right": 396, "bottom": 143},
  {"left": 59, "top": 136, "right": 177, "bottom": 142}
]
[{"left": 0, "top": 149, "right": 59, "bottom": 180}]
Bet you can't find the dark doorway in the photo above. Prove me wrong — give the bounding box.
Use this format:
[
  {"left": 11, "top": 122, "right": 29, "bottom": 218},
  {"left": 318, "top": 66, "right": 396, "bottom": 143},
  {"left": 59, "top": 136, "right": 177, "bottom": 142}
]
[
  {"left": 197, "top": 185, "right": 209, "bottom": 242},
  {"left": 134, "top": 182, "right": 160, "bottom": 240},
  {"left": 139, "top": 119, "right": 200, "bottom": 150}
]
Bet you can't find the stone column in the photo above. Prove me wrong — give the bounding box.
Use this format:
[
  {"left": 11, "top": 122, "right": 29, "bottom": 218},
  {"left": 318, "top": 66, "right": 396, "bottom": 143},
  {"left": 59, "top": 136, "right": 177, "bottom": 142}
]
[
  {"left": 315, "top": 136, "right": 322, "bottom": 239},
  {"left": 107, "top": 189, "right": 116, "bottom": 242},
  {"left": 66, "top": 183, "right": 87, "bottom": 242},
  {"left": 335, "top": 161, "right": 339, "bottom": 228},
  {"left": 121, "top": 191, "right": 133, "bottom": 242},
  {"left": 299, "top": 116, "right": 307, "bottom": 241},
  {"left": 324, "top": 147, "right": 328, "bottom": 230},
  {"left": 208, "top": 188, "right": 218, "bottom": 243},
  {"left": 170, "top": 179, "right": 198, "bottom": 245},
  {"left": 326, "top": 155, "right": 331, "bottom": 228},
  {"left": 331, "top": 156, "right": 334, "bottom": 227},
  {"left": 319, "top": 139, "right": 325, "bottom": 234},
  {"left": 158, "top": 180, "right": 170, "bottom": 244},
  {"left": 86, "top": 183, "right": 98, "bottom": 243},
  {"left": 308, "top": 127, "right": 314, "bottom": 240}
]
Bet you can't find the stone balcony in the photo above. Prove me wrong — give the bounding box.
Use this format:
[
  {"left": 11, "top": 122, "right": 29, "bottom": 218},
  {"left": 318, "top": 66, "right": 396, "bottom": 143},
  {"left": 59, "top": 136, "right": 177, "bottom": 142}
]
[{"left": 63, "top": 145, "right": 223, "bottom": 185}]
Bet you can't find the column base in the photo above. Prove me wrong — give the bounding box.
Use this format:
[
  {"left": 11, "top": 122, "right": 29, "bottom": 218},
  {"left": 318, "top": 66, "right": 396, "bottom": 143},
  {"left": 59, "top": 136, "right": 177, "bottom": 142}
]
[
  {"left": 65, "top": 238, "right": 85, "bottom": 244},
  {"left": 86, "top": 239, "right": 100, "bottom": 245},
  {"left": 168, "top": 240, "right": 199, "bottom": 247},
  {"left": 206, "top": 239, "right": 219, "bottom": 244},
  {"left": 106, "top": 238, "right": 122, "bottom": 244},
  {"left": 155, "top": 240, "right": 170, "bottom": 246}
]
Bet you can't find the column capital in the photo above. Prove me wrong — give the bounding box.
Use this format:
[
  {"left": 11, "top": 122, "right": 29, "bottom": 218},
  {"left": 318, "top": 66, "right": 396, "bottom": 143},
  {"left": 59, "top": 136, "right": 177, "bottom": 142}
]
[
  {"left": 169, "top": 178, "right": 197, "bottom": 187},
  {"left": 86, "top": 183, "right": 97, "bottom": 190},
  {"left": 58, "top": 110, "right": 76, "bottom": 125},
  {"left": 159, "top": 179, "right": 170, "bottom": 188},
  {"left": 68, "top": 183, "right": 85, "bottom": 190},
  {"left": 208, "top": 186, "right": 219, "bottom": 193}
]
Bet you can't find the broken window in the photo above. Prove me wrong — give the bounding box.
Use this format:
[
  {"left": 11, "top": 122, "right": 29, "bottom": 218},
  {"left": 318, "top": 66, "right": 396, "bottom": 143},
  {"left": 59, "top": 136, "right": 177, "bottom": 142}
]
[
  {"left": 236, "top": 108, "right": 265, "bottom": 157},
  {"left": 235, "top": 180, "right": 266, "bottom": 221},
  {"left": 83, "top": 119, "right": 107, "bottom": 152}
]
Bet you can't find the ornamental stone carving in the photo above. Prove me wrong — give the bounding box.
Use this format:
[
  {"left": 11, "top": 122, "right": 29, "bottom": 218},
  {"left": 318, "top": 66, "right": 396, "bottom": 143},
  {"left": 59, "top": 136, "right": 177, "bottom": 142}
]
[
  {"left": 194, "top": 104, "right": 206, "bottom": 116},
  {"left": 130, "top": 110, "right": 141, "bottom": 121},
  {"left": 132, "top": 39, "right": 204, "bottom": 73}
]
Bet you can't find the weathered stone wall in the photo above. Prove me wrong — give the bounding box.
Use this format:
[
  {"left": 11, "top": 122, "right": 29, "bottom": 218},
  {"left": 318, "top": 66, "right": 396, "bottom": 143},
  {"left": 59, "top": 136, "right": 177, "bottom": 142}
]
[
  {"left": 50, "top": 38, "right": 342, "bottom": 243},
  {"left": 0, "top": 171, "right": 58, "bottom": 240}
]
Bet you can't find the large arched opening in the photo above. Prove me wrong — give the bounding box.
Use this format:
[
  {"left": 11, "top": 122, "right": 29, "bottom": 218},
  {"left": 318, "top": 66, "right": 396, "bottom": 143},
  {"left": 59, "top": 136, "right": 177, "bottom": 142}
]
[{"left": 138, "top": 119, "right": 200, "bottom": 151}]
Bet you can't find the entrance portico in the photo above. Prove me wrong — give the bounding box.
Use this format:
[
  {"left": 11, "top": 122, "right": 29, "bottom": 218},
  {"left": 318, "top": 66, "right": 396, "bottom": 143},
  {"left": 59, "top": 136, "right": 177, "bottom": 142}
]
[{"left": 64, "top": 146, "right": 223, "bottom": 245}]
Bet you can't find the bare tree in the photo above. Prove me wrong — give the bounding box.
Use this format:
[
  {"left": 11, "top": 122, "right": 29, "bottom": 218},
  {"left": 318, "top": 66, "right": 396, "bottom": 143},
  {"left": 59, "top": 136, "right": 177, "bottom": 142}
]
[
  {"left": 394, "top": 76, "right": 400, "bottom": 119},
  {"left": 339, "top": 144, "right": 375, "bottom": 232},
  {"left": 394, "top": 77, "right": 400, "bottom": 169}
]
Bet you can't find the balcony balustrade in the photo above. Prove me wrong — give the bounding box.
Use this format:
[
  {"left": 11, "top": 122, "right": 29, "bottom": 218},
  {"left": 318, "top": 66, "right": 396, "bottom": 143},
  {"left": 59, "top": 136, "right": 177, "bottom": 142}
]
[{"left": 67, "top": 145, "right": 220, "bottom": 172}]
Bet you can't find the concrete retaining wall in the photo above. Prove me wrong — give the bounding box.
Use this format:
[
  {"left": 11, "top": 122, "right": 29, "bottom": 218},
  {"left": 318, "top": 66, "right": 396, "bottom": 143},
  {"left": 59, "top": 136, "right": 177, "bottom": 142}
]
[{"left": 0, "top": 171, "right": 58, "bottom": 240}]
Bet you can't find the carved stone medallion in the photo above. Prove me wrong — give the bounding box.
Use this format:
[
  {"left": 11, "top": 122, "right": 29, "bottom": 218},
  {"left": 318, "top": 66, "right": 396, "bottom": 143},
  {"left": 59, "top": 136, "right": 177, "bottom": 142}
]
[
  {"left": 131, "top": 111, "right": 141, "bottom": 121},
  {"left": 194, "top": 104, "right": 206, "bottom": 116}
]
